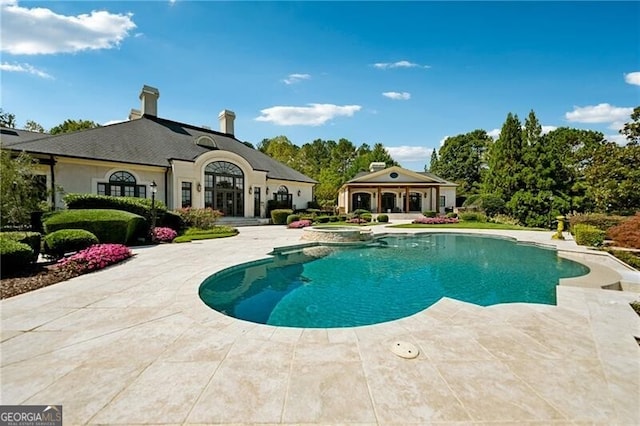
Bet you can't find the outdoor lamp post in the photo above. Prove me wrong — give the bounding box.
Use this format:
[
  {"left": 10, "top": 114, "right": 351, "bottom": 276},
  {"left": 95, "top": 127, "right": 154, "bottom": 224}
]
[{"left": 150, "top": 181, "right": 158, "bottom": 231}]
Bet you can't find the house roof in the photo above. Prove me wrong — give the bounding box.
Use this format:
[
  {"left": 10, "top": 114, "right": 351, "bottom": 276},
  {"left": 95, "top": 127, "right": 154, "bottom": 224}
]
[
  {"left": 1, "top": 127, "right": 50, "bottom": 144},
  {"left": 2, "top": 116, "right": 317, "bottom": 184},
  {"left": 345, "top": 165, "right": 457, "bottom": 186}
]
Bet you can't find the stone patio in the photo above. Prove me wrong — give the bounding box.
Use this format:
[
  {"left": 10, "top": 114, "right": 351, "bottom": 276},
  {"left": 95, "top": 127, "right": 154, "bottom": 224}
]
[{"left": 1, "top": 225, "right": 639, "bottom": 424}]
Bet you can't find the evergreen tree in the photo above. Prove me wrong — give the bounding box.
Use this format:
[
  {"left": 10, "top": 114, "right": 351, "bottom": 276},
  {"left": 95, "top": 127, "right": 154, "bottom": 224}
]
[
  {"left": 428, "top": 149, "right": 439, "bottom": 173},
  {"left": 483, "top": 112, "right": 524, "bottom": 201},
  {"left": 434, "top": 129, "right": 489, "bottom": 195}
]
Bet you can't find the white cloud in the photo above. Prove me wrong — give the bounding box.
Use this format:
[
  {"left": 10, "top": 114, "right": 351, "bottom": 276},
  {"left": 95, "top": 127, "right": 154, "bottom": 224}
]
[
  {"left": 386, "top": 146, "right": 431, "bottom": 162},
  {"left": 1, "top": 0, "right": 136, "bottom": 55},
  {"left": 439, "top": 136, "right": 449, "bottom": 147},
  {"left": 0, "top": 62, "right": 52, "bottom": 79},
  {"left": 487, "top": 128, "right": 501, "bottom": 139},
  {"left": 565, "top": 103, "right": 633, "bottom": 124},
  {"left": 606, "top": 133, "right": 628, "bottom": 145},
  {"left": 541, "top": 125, "right": 557, "bottom": 134},
  {"left": 382, "top": 91, "right": 411, "bottom": 100},
  {"left": 624, "top": 71, "right": 640, "bottom": 86},
  {"left": 255, "top": 104, "right": 361, "bottom": 126},
  {"left": 282, "top": 73, "right": 310, "bottom": 85},
  {"left": 373, "top": 60, "right": 430, "bottom": 70}
]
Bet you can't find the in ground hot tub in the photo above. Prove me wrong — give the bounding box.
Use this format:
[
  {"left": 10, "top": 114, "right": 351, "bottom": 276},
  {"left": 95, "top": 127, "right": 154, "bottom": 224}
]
[{"left": 301, "top": 226, "right": 373, "bottom": 243}]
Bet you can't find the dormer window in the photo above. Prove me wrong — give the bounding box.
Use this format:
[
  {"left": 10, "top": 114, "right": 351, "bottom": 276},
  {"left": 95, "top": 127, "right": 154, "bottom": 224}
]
[{"left": 195, "top": 135, "right": 217, "bottom": 149}]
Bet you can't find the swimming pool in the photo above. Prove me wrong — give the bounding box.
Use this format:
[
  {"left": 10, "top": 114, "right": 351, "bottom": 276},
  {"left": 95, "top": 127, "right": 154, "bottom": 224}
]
[{"left": 198, "top": 233, "right": 589, "bottom": 328}]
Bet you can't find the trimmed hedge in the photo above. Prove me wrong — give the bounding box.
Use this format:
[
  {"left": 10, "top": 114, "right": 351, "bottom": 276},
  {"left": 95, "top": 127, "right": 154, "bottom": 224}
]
[
  {"left": 352, "top": 209, "right": 370, "bottom": 218},
  {"left": 158, "top": 210, "right": 184, "bottom": 231},
  {"left": 0, "top": 238, "right": 33, "bottom": 274},
  {"left": 63, "top": 193, "right": 166, "bottom": 222},
  {"left": 286, "top": 214, "right": 301, "bottom": 225},
  {"left": 573, "top": 224, "right": 605, "bottom": 247},
  {"left": 459, "top": 211, "right": 487, "bottom": 222},
  {"left": 377, "top": 214, "right": 389, "bottom": 223},
  {"left": 423, "top": 210, "right": 437, "bottom": 218},
  {"left": 0, "top": 231, "right": 41, "bottom": 263},
  {"left": 360, "top": 213, "right": 372, "bottom": 222},
  {"left": 43, "top": 229, "right": 99, "bottom": 259},
  {"left": 44, "top": 209, "right": 145, "bottom": 244},
  {"left": 316, "top": 215, "right": 331, "bottom": 223},
  {"left": 271, "top": 209, "right": 293, "bottom": 225},
  {"left": 568, "top": 213, "right": 627, "bottom": 234}
]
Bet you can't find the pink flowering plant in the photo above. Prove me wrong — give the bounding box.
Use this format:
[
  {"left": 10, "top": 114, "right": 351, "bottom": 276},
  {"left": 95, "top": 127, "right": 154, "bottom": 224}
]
[
  {"left": 288, "top": 219, "right": 312, "bottom": 229},
  {"left": 412, "top": 216, "right": 459, "bottom": 224},
  {"left": 347, "top": 217, "right": 368, "bottom": 224},
  {"left": 57, "top": 244, "right": 132, "bottom": 274},
  {"left": 152, "top": 227, "right": 177, "bottom": 243}
]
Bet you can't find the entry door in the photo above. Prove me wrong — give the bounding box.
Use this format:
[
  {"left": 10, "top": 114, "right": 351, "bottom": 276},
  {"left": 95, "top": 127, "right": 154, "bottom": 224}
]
[
  {"left": 253, "top": 188, "right": 261, "bottom": 217},
  {"left": 216, "top": 191, "right": 234, "bottom": 216},
  {"left": 381, "top": 193, "right": 395, "bottom": 212}
]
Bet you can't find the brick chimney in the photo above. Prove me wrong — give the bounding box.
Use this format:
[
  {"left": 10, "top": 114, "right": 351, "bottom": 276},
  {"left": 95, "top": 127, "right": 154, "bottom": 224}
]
[
  {"left": 140, "top": 85, "right": 160, "bottom": 117},
  {"left": 218, "top": 109, "right": 235, "bottom": 135}
]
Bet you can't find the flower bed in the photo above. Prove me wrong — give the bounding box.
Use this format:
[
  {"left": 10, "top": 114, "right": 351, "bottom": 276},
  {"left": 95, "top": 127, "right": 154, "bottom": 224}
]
[
  {"left": 57, "top": 244, "right": 132, "bottom": 274},
  {"left": 412, "top": 216, "right": 460, "bottom": 224},
  {"left": 152, "top": 227, "right": 177, "bottom": 243},
  {"left": 288, "top": 220, "right": 312, "bottom": 229}
]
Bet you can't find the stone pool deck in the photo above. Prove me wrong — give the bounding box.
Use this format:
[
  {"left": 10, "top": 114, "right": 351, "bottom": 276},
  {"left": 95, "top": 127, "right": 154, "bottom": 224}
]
[{"left": 1, "top": 225, "right": 639, "bottom": 424}]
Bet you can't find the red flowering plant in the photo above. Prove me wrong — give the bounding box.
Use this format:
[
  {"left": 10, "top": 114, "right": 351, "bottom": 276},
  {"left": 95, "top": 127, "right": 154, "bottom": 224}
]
[
  {"left": 151, "top": 227, "right": 177, "bottom": 243},
  {"left": 57, "top": 244, "right": 132, "bottom": 275},
  {"left": 412, "top": 216, "right": 459, "bottom": 224},
  {"left": 288, "top": 219, "right": 312, "bottom": 229}
]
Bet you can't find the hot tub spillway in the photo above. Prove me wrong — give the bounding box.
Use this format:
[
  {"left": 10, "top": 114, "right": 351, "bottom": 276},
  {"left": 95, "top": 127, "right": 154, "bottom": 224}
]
[{"left": 301, "top": 226, "right": 373, "bottom": 243}]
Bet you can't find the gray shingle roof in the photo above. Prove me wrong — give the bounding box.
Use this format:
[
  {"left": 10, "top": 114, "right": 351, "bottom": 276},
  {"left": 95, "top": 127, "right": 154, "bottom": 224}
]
[
  {"left": 2, "top": 116, "right": 317, "bottom": 184},
  {"left": 346, "top": 168, "right": 456, "bottom": 186},
  {"left": 1, "top": 127, "right": 50, "bottom": 145}
]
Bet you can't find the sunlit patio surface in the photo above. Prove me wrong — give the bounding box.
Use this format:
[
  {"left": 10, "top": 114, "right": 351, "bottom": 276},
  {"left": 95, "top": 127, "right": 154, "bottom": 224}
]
[{"left": 1, "top": 225, "right": 639, "bottom": 424}]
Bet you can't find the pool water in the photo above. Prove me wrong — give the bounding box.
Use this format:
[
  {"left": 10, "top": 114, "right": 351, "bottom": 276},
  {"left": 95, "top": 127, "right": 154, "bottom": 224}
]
[{"left": 198, "top": 234, "right": 589, "bottom": 328}]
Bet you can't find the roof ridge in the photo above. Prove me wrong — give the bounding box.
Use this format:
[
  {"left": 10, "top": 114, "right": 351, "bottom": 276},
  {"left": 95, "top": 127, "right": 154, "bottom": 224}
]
[{"left": 145, "top": 114, "right": 236, "bottom": 140}]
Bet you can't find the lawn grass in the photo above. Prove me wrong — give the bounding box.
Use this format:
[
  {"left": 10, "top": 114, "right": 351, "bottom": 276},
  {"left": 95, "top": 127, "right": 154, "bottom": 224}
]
[
  {"left": 390, "top": 222, "right": 542, "bottom": 231},
  {"left": 173, "top": 225, "right": 239, "bottom": 243}
]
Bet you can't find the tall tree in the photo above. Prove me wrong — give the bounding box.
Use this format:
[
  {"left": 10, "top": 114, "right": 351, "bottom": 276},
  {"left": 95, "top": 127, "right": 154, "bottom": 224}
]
[
  {"left": 49, "top": 119, "right": 100, "bottom": 135},
  {"left": 433, "top": 129, "right": 490, "bottom": 195},
  {"left": 0, "top": 109, "right": 16, "bottom": 128},
  {"left": 0, "top": 149, "right": 43, "bottom": 227},
  {"left": 332, "top": 138, "right": 357, "bottom": 179},
  {"left": 257, "top": 135, "right": 299, "bottom": 168},
  {"left": 619, "top": 105, "right": 640, "bottom": 145},
  {"left": 483, "top": 112, "right": 524, "bottom": 201},
  {"left": 24, "top": 120, "right": 45, "bottom": 133},
  {"left": 427, "top": 149, "right": 439, "bottom": 173}
]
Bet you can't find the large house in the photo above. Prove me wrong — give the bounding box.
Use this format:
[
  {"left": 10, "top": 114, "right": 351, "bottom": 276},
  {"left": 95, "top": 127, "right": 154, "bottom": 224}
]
[
  {"left": 337, "top": 162, "right": 457, "bottom": 214},
  {"left": 1, "top": 85, "right": 317, "bottom": 218}
]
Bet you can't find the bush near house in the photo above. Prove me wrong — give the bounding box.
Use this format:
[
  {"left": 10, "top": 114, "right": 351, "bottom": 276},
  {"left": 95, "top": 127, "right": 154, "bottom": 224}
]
[
  {"left": 288, "top": 220, "right": 312, "bottom": 229},
  {"left": 607, "top": 212, "right": 640, "bottom": 249},
  {"left": 351, "top": 209, "right": 371, "bottom": 218},
  {"left": 44, "top": 209, "right": 145, "bottom": 244},
  {"left": 377, "top": 214, "right": 389, "bottom": 223},
  {"left": 573, "top": 224, "right": 606, "bottom": 247},
  {"left": 271, "top": 209, "right": 293, "bottom": 225},
  {"left": 158, "top": 210, "right": 184, "bottom": 231},
  {"left": 151, "top": 227, "right": 178, "bottom": 243},
  {"left": 328, "top": 216, "right": 339, "bottom": 222},
  {"left": 57, "top": 243, "right": 132, "bottom": 275},
  {"left": 175, "top": 207, "right": 223, "bottom": 230},
  {"left": 316, "top": 216, "right": 331, "bottom": 223},
  {"left": 462, "top": 195, "right": 505, "bottom": 217},
  {"left": 64, "top": 193, "right": 167, "bottom": 222},
  {"left": 0, "top": 238, "right": 34, "bottom": 274},
  {"left": 0, "top": 231, "right": 41, "bottom": 263},
  {"left": 43, "top": 229, "right": 99, "bottom": 259},
  {"left": 422, "top": 210, "right": 437, "bottom": 218}
]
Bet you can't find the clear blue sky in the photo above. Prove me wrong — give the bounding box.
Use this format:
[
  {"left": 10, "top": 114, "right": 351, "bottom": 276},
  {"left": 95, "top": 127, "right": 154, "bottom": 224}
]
[{"left": 2, "top": 1, "right": 639, "bottom": 170}]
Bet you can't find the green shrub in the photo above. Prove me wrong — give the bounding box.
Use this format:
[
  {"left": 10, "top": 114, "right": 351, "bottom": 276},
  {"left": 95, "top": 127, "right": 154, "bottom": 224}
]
[
  {"left": 377, "top": 214, "right": 389, "bottom": 223},
  {"left": 0, "top": 231, "right": 41, "bottom": 263},
  {"left": 423, "top": 210, "right": 437, "bottom": 218},
  {"left": 43, "top": 229, "right": 99, "bottom": 259},
  {"left": 316, "top": 216, "right": 330, "bottom": 223},
  {"left": 0, "top": 238, "right": 34, "bottom": 274},
  {"left": 175, "top": 207, "right": 222, "bottom": 230},
  {"left": 463, "top": 194, "right": 505, "bottom": 217},
  {"left": 271, "top": 209, "right": 293, "bottom": 225},
  {"left": 300, "top": 215, "right": 314, "bottom": 221},
  {"left": 459, "top": 211, "right": 487, "bottom": 222},
  {"left": 352, "top": 209, "right": 370, "bottom": 218},
  {"left": 490, "top": 214, "right": 521, "bottom": 226},
  {"left": 63, "top": 193, "right": 166, "bottom": 222},
  {"left": 328, "top": 215, "right": 339, "bottom": 222},
  {"left": 573, "top": 224, "right": 605, "bottom": 247},
  {"left": 43, "top": 209, "right": 145, "bottom": 244},
  {"left": 360, "top": 213, "right": 372, "bottom": 222},
  {"left": 445, "top": 212, "right": 458, "bottom": 219},
  {"left": 286, "top": 214, "right": 301, "bottom": 225},
  {"left": 338, "top": 214, "right": 347, "bottom": 221},
  {"left": 568, "top": 213, "right": 627, "bottom": 234},
  {"left": 159, "top": 210, "right": 184, "bottom": 231}
]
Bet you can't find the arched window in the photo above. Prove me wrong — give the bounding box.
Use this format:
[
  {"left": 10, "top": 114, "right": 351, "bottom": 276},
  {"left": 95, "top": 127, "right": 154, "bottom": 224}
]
[
  {"left": 98, "top": 171, "right": 146, "bottom": 198},
  {"left": 277, "top": 185, "right": 288, "bottom": 194},
  {"left": 204, "top": 161, "right": 244, "bottom": 216}
]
